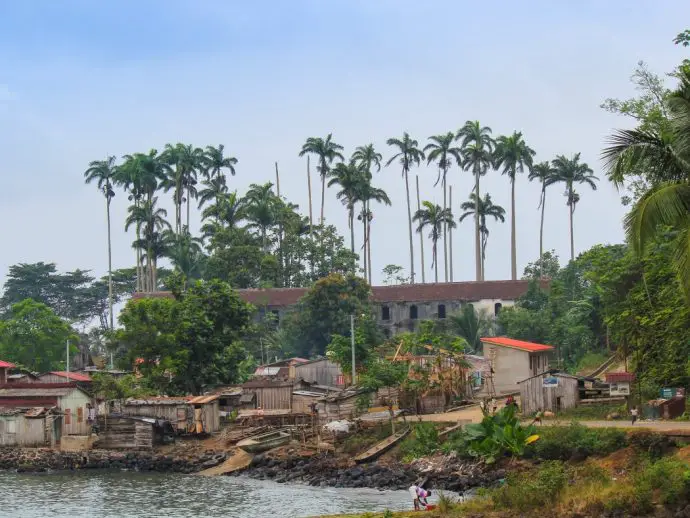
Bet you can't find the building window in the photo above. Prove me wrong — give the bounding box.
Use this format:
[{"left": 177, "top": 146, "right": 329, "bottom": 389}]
[
  {"left": 438, "top": 304, "right": 446, "bottom": 319},
  {"left": 494, "top": 302, "right": 503, "bottom": 316},
  {"left": 409, "top": 305, "right": 418, "bottom": 320},
  {"left": 382, "top": 306, "right": 390, "bottom": 321},
  {"left": 271, "top": 310, "right": 280, "bottom": 325}
]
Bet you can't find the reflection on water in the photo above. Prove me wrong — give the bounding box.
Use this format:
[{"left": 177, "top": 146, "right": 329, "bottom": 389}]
[{"left": 0, "top": 471, "right": 418, "bottom": 518}]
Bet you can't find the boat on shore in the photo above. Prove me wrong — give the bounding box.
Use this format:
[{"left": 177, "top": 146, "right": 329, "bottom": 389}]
[
  {"left": 353, "top": 427, "right": 410, "bottom": 464},
  {"left": 237, "top": 429, "right": 291, "bottom": 453}
]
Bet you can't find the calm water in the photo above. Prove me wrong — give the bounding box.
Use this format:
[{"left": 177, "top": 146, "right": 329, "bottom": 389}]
[{"left": 0, "top": 471, "right": 419, "bottom": 518}]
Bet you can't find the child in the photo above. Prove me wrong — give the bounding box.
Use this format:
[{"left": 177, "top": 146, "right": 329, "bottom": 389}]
[{"left": 631, "top": 406, "right": 638, "bottom": 425}]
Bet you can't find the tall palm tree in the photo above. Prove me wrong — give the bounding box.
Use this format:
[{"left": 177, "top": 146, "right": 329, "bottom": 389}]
[
  {"left": 161, "top": 143, "right": 204, "bottom": 234},
  {"left": 424, "top": 132, "right": 463, "bottom": 282},
  {"left": 413, "top": 201, "right": 456, "bottom": 283},
  {"left": 494, "top": 131, "right": 536, "bottom": 280},
  {"left": 328, "top": 161, "right": 366, "bottom": 259},
  {"left": 603, "top": 67, "right": 690, "bottom": 296},
  {"left": 125, "top": 197, "right": 171, "bottom": 291},
  {"left": 203, "top": 144, "right": 237, "bottom": 180},
  {"left": 552, "top": 153, "right": 599, "bottom": 262},
  {"left": 386, "top": 133, "right": 425, "bottom": 284},
  {"left": 356, "top": 177, "right": 392, "bottom": 283},
  {"left": 459, "top": 193, "right": 506, "bottom": 278},
  {"left": 457, "top": 121, "right": 494, "bottom": 281},
  {"left": 528, "top": 161, "right": 559, "bottom": 277},
  {"left": 84, "top": 156, "right": 117, "bottom": 329},
  {"left": 163, "top": 227, "right": 206, "bottom": 286},
  {"left": 352, "top": 144, "right": 383, "bottom": 282},
  {"left": 299, "top": 135, "right": 344, "bottom": 226},
  {"left": 244, "top": 183, "right": 279, "bottom": 252}
]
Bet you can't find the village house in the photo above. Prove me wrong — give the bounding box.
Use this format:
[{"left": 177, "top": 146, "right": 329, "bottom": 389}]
[
  {"left": 0, "top": 407, "right": 62, "bottom": 447},
  {"left": 120, "top": 395, "right": 220, "bottom": 434},
  {"left": 0, "top": 360, "right": 15, "bottom": 384},
  {"left": 291, "top": 358, "right": 343, "bottom": 387},
  {"left": 94, "top": 415, "right": 174, "bottom": 450},
  {"left": 480, "top": 337, "right": 555, "bottom": 394},
  {"left": 133, "top": 279, "right": 548, "bottom": 337},
  {"left": 37, "top": 371, "right": 93, "bottom": 387},
  {"left": 518, "top": 371, "right": 580, "bottom": 415},
  {"left": 0, "top": 383, "right": 93, "bottom": 436},
  {"left": 7, "top": 372, "right": 39, "bottom": 384}
]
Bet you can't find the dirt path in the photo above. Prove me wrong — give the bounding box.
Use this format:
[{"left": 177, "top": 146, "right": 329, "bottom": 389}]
[{"left": 196, "top": 448, "right": 252, "bottom": 476}]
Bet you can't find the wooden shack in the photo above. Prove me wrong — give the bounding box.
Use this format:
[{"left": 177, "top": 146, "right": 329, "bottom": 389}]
[
  {"left": 121, "top": 395, "right": 220, "bottom": 434},
  {"left": 94, "top": 416, "right": 157, "bottom": 450},
  {"left": 0, "top": 407, "right": 61, "bottom": 447},
  {"left": 317, "top": 388, "right": 368, "bottom": 421},
  {"left": 518, "top": 372, "right": 580, "bottom": 415},
  {"left": 291, "top": 358, "right": 343, "bottom": 387},
  {"left": 241, "top": 379, "right": 294, "bottom": 411}
]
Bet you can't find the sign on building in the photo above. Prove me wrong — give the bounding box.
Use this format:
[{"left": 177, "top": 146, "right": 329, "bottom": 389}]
[
  {"left": 610, "top": 382, "right": 630, "bottom": 396},
  {"left": 542, "top": 376, "right": 558, "bottom": 388},
  {"left": 660, "top": 387, "right": 684, "bottom": 399}
]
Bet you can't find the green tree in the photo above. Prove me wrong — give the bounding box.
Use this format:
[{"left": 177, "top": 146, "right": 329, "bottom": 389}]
[
  {"left": 528, "top": 161, "right": 559, "bottom": 275},
  {"left": 125, "top": 197, "right": 171, "bottom": 291},
  {"left": 386, "top": 133, "right": 425, "bottom": 284},
  {"left": 328, "top": 161, "right": 366, "bottom": 258},
  {"left": 459, "top": 193, "right": 506, "bottom": 277},
  {"left": 0, "top": 299, "right": 78, "bottom": 372},
  {"left": 448, "top": 303, "right": 491, "bottom": 353},
  {"left": 413, "top": 201, "right": 456, "bottom": 283},
  {"left": 494, "top": 131, "right": 536, "bottom": 280},
  {"left": 84, "top": 156, "right": 117, "bottom": 330},
  {"left": 299, "top": 134, "right": 345, "bottom": 226},
  {"left": 161, "top": 143, "right": 204, "bottom": 233},
  {"left": 244, "top": 183, "right": 279, "bottom": 252},
  {"left": 552, "top": 154, "right": 598, "bottom": 262},
  {"left": 522, "top": 250, "right": 560, "bottom": 280},
  {"left": 457, "top": 121, "right": 494, "bottom": 281},
  {"left": 424, "top": 132, "right": 463, "bottom": 281}
]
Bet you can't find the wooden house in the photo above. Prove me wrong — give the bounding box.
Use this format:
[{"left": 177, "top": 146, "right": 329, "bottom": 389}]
[
  {"left": 94, "top": 415, "right": 171, "bottom": 450},
  {"left": 241, "top": 379, "right": 295, "bottom": 411},
  {"left": 0, "top": 383, "right": 93, "bottom": 436},
  {"left": 316, "top": 387, "right": 368, "bottom": 421},
  {"left": 0, "top": 360, "right": 15, "bottom": 384},
  {"left": 0, "top": 407, "right": 61, "bottom": 447},
  {"left": 37, "top": 371, "right": 93, "bottom": 388},
  {"left": 121, "top": 395, "right": 220, "bottom": 434},
  {"left": 481, "top": 337, "right": 555, "bottom": 394},
  {"left": 291, "top": 358, "right": 343, "bottom": 387},
  {"left": 518, "top": 371, "right": 580, "bottom": 415}
]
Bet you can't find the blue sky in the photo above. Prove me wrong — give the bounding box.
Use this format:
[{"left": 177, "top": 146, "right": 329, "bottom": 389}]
[{"left": 1, "top": 1, "right": 688, "bottom": 292}]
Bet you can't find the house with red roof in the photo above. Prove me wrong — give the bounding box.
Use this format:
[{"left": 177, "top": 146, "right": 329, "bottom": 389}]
[
  {"left": 36, "top": 371, "right": 93, "bottom": 385},
  {"left": 0, "top": 360, "right": 16, "bottom": 384},
  {"left": 480, "top": 337, "right": 555, "bottom": 394}
]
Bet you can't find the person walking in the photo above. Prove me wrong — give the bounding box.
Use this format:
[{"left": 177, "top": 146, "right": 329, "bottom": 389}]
[{"left": 631, "top": 406, "right": 639, "bottom": 425}]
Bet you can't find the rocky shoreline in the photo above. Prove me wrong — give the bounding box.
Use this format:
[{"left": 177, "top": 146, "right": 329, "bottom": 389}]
[
  {"left": 237, "top": 451, "right": 505, "bottom": 492},
  {"left": 0, "top": 447, "right": 227, "bottom": 474}
]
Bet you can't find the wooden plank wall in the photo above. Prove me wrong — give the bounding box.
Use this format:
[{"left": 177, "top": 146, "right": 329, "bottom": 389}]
[
  {"left": 253, "top": 386, "right": 293, "bottom": 410},
  {"left": 520, "top": 375, "right": 579, "bottom": 415},
  {"left": 95, "top": 417, "right": 153, "bottom": 450}
]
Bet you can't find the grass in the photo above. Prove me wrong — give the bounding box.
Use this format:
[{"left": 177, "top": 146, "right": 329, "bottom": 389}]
[
  {"left": 571, "top": 352, "right": 610, "bottom": 375},
  {"left": 546, "top": 402, "right": 626, "bottom": 421},
  {"left": 527, "top": 423, "right": 628, "bottom": 461}
]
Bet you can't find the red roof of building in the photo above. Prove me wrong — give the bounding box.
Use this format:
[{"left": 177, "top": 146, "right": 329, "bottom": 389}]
[
  {"left": 131, "top": 279, "right": 548, "bottom": 307},
  {"left": 0, "top": 361, "right": 16, "bottom": 368},
  {"left": 480, "top": 336, "right": 554, "bottom": 353},
  {"left": 605, "top": 372, "right": 635, "bottom": 383},
  {"left": 48, "top": 371, "right": 92, "bottom": 382}
]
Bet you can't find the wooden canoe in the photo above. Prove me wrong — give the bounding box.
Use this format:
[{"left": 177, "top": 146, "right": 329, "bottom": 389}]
[
  {"left": 237, "top": 429, "right": 291, "bottom": 454},
  {"left": 353, "top": 427, "right": 410, "bottom": 464}
]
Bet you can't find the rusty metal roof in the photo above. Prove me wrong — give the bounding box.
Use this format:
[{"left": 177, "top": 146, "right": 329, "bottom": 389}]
[
  {"left": 188, "top": 394, "right": 219, "bottom": 404},
  {"left": 0, "top": 387, "right": 80, "bottom": 397}
]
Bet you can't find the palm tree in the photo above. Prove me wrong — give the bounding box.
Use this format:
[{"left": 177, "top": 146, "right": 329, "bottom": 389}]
[
  {"left": 163, "top": 227, "right": 206, "bottom": 286},
  {"left": 494, "top": 131, "right": 536, "bottom": 280},
  {"left": 203, "top": 144, "right": 237, "bottom": 179},
  {"left": 424, "top": 132, "right": 463, "bottom": 282},
  {"left": 413, "top": 201, "right": 456, "bottom": 283},
  {"left": 457, "top": 121, "right": 494, "bottom": 281},
  {"left": 603, "top": 67, "right": 690, "bottom": 296},
  {"left": 299, "top": 135, "right": 345, "bottom": 226},
  {"left": 386, "top": 133, "right": 425, "bottom": 284},
  {"left": 125, "top": 197, "right": 171, "bottom": 291},
  {"left": 528, "top": 161, "right": 559, "bottom": 277},
  {"left": 328, "top": 161, "right": 366, "bottom": 259},
  {"left": 244, "top": 183, "right": 279, "bottom": 252},
  {"left": 449, "top": 303, "right": 491, "bottom": 353},
  {"left": 84, "top": 156, "right": 117, "bottom": 330},
  {"left": 355, "top": 178, "right": 392, "bottom": 283},
  {"left": 161, "top": 143, "right": 204, "bottom": 234},
  {"left": 552, "top": 153, "right": 599, "bottom": 261},
  {"left": 459, "top": 193, "right": 506, "bottom": 277},
  {"left": 352, "top": 144, "right": 383, "bottom": 282}
]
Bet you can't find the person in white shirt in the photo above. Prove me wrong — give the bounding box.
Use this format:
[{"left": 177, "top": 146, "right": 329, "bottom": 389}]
[{"left": 408, "top": 485, "right": 431, "bottom": 510}]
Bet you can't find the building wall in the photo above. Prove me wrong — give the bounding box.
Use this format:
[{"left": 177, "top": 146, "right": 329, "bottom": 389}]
[
  {"left": 200, "top": 401, "right": 220, "bottom": 433},
  {"left": 520, "top": 374, "right": 579, "bottom": 415},
  {"left": 0, "top": 415, "right": 50, "bottom": 446},
  {"left": 481, "top": 343, "right": 552, "bottom": 395},
  {"left": 292, "top": 394, "right": 320, "bottom": 414},
  {"left": 122, "top": 403, "right": 188, "bottom": 431},
  {"left": 293, "top": 360, "right": 343, "bottom": 387},
  {"left": 251, "top": 386, "right": 293, "bottom": 411},
  {"left": 95, "top": 417, "right": 154, "bottom": 450},
  {"left": 60, "top": 389, "right": 93, "bottom": 436}
]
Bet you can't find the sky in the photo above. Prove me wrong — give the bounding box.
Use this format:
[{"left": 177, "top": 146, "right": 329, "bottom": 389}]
[{"left": 0, "top": 1, "right": 688, "bottom": 291}]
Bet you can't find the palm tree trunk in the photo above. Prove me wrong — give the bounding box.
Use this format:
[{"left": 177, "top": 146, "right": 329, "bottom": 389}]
[
  {"left": 442, "top": 174, "right": 448, "bottom": 282},
  {"left": 367, "top": 206, "right": 373, "bottom": 286},
  {"left": 320, "top": 168, "right": 326, "bottom": 227},
  {"left": 349, "top": 206, "right": 355, "bottom": 258},
  {"left": 569, "top": 192, "right": 575, "bottom": 262},
  {"left": 404, "top": 169, "right": 415, "bottom": 284},
  {"left": 510, "top": 175, "right": 517, "bottom": 281},
  {"left": 474, "top": 167, "right": 482, "bottom": 281},
  {"left": 186, "top": 186, "right": 191, "bottom": 231},
  {"left": 362, "top": 203, "right": 367, "bottom": 280},
  {"left": 106, "top": 197, "right": 113, "bottom": 329},
  {"left": 449, "top": 185, "right": 454, "bottom": 282},
  {"left": 539, "top": 185, "right": 546, "bottom": 278},
  {"left": 416, "top": 175, "right": 425, "bottom": 283},
  {"left": 306, "top": 156, "right": 314, "bottom": 277},
  {"left": 433, "top": 241, "right": 438, "bottom": 283}
]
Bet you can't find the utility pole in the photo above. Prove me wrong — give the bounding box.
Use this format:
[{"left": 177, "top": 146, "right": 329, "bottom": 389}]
[{"left": 350, "top": 314, "right": 356, "bottom": 386}]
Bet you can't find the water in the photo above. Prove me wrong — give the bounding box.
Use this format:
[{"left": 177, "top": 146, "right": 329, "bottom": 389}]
[{"left": 0, "top": 472, "right": 418, "bottom": 518}]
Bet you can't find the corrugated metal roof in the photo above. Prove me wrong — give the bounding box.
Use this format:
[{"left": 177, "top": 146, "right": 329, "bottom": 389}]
[
  {"left": 188, "top": 394, "right": 219, "bottom": 404},
  {"left": 0, "top": 387, "right": 78, "bottom": 397},
  {"left": 481, "top": 336, "right": 554, "bottom": 352},
  {"left": 239, "top": 393, "right": 255, "bottom": 403},
  {"left": 0, "top": 360, "right": 16, "bottom": 368},
  {"left": 47, "top": 371, "right": 92, "bottom": 382},
  {"left": 254, "top": 366, "right": 282, "bottom": 376},
  {"left": 605, "top": 372, "right": 636, "bottom": 383}
]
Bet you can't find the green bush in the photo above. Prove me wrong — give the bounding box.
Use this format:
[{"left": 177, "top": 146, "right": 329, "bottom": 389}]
[
  {"left": 492, "top": 461, "right": 568, "bottom": 512},
  {"left": 398, "top": 422, "right": 439, "bottom": 461},
  {"left": 628, "top": 430, "right": 674, "bottom": 459},
  {"left": 634, "top": 457, "right": 690, "bottom": 506},
  {"left": 528, "top": 423, "right": 627, "bottom": 461}
]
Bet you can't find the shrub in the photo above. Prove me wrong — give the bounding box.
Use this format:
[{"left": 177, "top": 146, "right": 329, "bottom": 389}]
[
  {"left": 634, "top": 457, "right": 690, "bottom": 506},
  {"left": 528, "top": 423, "right": 627, "bottom": 461},
  {"left": 492, "top": 461, "right": 568, "bottom": 512},
  {"left": 382, "top": 510, "right": 393, "bottom": 518},
  {"left": 437, "top": 491, "right": 457, "bottom": 513},
  {"left": 398, "top": 422, "right": 439, "bottom": 461},
  {"left": 628, "top": 430, "right": 674, "bottom": 459}
]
